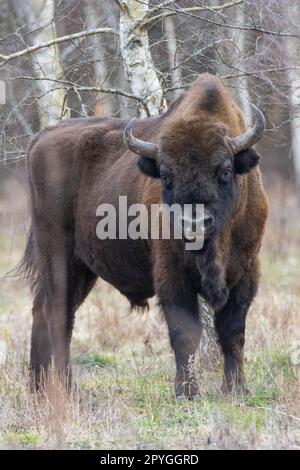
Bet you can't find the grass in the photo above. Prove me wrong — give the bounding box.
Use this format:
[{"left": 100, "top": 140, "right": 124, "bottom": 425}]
[
  {"left": 0, "top": 181, "right": 299, "bottom": 449},
  {"left": 77, "top": 352, "right": 116, "bottom": 368}
]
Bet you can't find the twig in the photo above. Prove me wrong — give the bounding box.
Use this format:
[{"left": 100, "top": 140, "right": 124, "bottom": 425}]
[
  {"left": 0, "top": 27, "right": 117, "bottom": 67},
  {"left": 173, "top": 11, "right": 299, "bottom": 39},
  {"left": 143, "top": 1, "right": 298, "bottom": 39},
  {"left": 9, "top": 76, "right": 143, "bottom": 102},
  {"left": 142, "top": 0, "right": 244, "bottom": 27}
]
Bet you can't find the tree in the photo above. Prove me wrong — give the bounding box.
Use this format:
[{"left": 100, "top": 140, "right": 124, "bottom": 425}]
[
  {"left": 286, "top": 1, "right": 300, "bottom": 188},
  {"left": 32, "top": 0, "right": 66, "bottom": 126},
  {"left": 118, "top": 0, "right": 167, "bottom": 117}
]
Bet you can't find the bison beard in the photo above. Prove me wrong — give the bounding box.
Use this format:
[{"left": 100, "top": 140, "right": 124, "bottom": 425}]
[
  {"left": 195, "top": 242, "right": 229, "bottom": 311},
  {"left": 17, "top": 73, "right": 268, "bottom": 400}
]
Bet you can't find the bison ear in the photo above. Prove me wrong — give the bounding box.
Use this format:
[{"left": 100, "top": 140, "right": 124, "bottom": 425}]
[
  {"left": 137, "top": 156, "right": 160, "bottom": 178},
  {"left": 234, "top": 147, "right": 260, "bottom": 174}
]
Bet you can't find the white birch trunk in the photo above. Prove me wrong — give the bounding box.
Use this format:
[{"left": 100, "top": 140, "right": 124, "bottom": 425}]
[
  {"left": 290, "top": 99, "right": 300, "bottom": 189},
  {"left": 32, "top": 0, "right": 67, "bottom": 125},
  {"left": 164, "top": 14, "right": 181, "bottom": 98},
  {"left": 286, "top": 4, "right": 300, "bottom": 188},
  {"left": 235, "top": 4, "right": 252, "bottom": 122},
  {"left": 118, "top": 0, "right": 167, "bottom": 117},
  {"left": 199, "top": 297, "right": 219, "bottom": 368}
]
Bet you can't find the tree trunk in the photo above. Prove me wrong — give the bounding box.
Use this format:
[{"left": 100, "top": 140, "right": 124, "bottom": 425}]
[
  {"left": 286, "top": 3, "right": 300, "bottom": 189},
  {"left": 32, "top": 0, "right": 66, "bottom": 126},
  {"left": 85, "top": 0, "right": 115, "bottom": 116},
  {"left": 163, "top": 14, "right": 181, "bottom": 99},
  {"left": 118, "top": 0, "right": 167, "bottom": 117},
  {"left": 235, "top": 3, "right": 252, "bottom": 121},
  {"left": 199, "top": 297, "right": 219, "bottom": 368},
  {"left": 55, "top": 0, "right": 90, "bottom": 117}
]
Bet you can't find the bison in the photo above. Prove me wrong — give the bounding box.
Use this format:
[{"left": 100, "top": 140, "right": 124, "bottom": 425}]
[{"left": 19, "top": 73, "right": 268, "bottom": 398}]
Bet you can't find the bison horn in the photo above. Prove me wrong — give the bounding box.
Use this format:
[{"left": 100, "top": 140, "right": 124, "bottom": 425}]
[
  {"left": 123, "top": 118, "right": 159, "bottom": 159},
  {"left": 231, "top": 104, "right": 266, "bottom": 153}
]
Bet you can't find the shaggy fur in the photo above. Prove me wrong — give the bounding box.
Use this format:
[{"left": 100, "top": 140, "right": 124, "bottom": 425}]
[{"left": 19, "top": 74, "right": 268, "bottom": 397}]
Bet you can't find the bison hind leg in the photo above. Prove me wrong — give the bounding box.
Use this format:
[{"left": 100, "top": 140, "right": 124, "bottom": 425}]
[
  {"left": 30, "top": 289, "right": 52, "bottom": 392},
  {"left": 30, "top": 257, "right": 97, "bottom": 392}
]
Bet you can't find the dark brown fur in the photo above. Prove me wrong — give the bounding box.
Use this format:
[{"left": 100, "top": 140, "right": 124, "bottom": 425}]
[{"left": 19, "top": 74, "right": 268, "bottom": 397}]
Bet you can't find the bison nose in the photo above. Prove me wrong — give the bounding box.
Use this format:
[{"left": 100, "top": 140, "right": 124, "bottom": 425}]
[{"left": 179, "top": 210, "right": 215, "bottom": 241}]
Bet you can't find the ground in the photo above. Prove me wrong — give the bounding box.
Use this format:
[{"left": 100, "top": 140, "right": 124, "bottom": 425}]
[{"left": 0, "top": 177, "right": 299, "bottom": 450}]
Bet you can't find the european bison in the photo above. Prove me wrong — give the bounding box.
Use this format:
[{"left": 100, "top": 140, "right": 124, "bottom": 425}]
[{"left": 20, "top": 73, "right": 268, "bottom": 397}]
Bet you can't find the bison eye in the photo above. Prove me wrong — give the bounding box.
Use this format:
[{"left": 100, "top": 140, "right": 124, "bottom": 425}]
[
  {"left": 161, "top": 173, "right": 173, "bottom": 190},
  {"left": 219, "top": 165, "right": 232, "bottom": 183}
]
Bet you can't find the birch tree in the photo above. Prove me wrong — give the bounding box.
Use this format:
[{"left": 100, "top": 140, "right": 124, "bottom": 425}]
[
  {"left": 163, "top": 14, "right": 182, "bottom": 98},
  {"left": 32, "top": 0, "right": 66, "bottom": 126},
  {"left": 235, "top": 2, "right": 252, "bottom": 121},
  {"left": 118, "top": 0, "right": 167, "bottom": 117},
  {"left": 286, "top": 2, "right": 300, "bottom": 188},
  {"left": 55, "top": 0, "right": 88, "bottom": 118}
]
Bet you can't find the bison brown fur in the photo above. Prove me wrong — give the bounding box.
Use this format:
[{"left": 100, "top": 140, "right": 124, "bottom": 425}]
[{"left": 19, "top": 74, "right": 268, "bottom": 398}]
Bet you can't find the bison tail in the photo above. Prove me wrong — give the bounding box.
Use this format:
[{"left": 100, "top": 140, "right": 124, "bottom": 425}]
[{"left": 11, "top": 226, "right": 39, "bottom": 295}]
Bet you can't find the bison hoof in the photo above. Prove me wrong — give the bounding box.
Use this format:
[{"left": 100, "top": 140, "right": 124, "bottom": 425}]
[
  {"left": 176, "top": 393, "right": 201, "bottom": 401},
  {"left": 175, "top": 379, "right": 201, "bottom": 400}
]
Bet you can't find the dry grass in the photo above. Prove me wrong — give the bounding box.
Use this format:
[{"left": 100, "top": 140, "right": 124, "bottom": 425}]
[{"left": 0, "top": 177, "right": 299, "bottom": 449}]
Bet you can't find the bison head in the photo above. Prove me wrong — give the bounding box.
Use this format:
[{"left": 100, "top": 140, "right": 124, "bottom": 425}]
[{"left": 123, "top": 104, "right": 265, "bottom": 247}]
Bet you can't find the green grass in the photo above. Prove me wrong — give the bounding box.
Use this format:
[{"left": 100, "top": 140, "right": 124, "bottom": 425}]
[
  {"left": 243, "top": 349, "right": 296, "bottom": 407},
  {"left": 77, "top": 352, "right": 116, "bottom": 368},
  {"left": 69, "top": 344, "right": 296, "bottom": 449},
  {"left": 4, "top": 432, "right": 41, "bottom": 447},
  {"left": 261, "top": 251, "right": 300, "bottom": 288}
]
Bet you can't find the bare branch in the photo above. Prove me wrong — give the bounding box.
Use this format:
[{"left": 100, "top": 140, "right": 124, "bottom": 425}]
[
  {"left": 0, "top": 27, "right": 117, "bottom": 67},
  {"left": 146, "top": 0, "right": 180, "bottom": 17},
  {"left": 221, "top": 66, "right": 300, "bottom": 80},
  {"left": 143, "top": 0, "right": 298, "bottom": 40},
  {"left": 163, "top": 66, "right": 300, "bottom": 93},
  {"left": 171, "top": 10, "right": 299, "bottom": 39},
  {"left": 10, "top": 75, "right": 143, "bottom": 102},
  {"left": 143, "top": 0, "right": 245, "bottom": 27}
]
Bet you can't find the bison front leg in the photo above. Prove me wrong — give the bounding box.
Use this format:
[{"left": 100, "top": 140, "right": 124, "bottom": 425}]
[
  {"left": 214, "top": 270, "right": 258, "bottom": 395},
  {"left": 154, "top": 243, "right": 201, "bottom": 399},
  {"left": 162, "top": 296, "right": 202, "bottom": 399}
]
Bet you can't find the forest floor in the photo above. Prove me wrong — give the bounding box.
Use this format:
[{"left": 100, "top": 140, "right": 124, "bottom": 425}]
[{"left": 0, "top": 178, "right": 299, "bottom": 450}]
